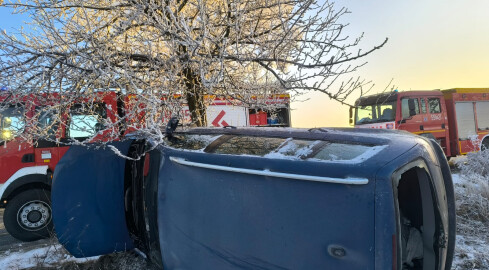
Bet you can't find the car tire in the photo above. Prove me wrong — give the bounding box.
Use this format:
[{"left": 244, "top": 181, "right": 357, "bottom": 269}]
[{"left": 4, "top": 189, "right": 53, "bottom": 242}]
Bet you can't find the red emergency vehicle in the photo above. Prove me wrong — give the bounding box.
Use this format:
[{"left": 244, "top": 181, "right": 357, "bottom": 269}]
[
  {"left": 0, "top": 91, "right": 130, "bottom": 241},
  {"left": 170, "top": 94, "right": 291, "bottom": 127},
  {"left": 351, "top": 88, "right": 489, "bottom": 157}
]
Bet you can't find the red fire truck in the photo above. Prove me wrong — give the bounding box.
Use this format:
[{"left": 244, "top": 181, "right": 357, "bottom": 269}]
[
  {"left": 0, "top": 90, "right": 291, "bottom": 241},
  {"left": 169, "top": 94, "right": 291, "bottom": 127},
  {"left": 0, "top": 91, "right": 130, "bottom": 241},
  {"left": 351, "top": 88, "right": 489, "bottom": 157}
]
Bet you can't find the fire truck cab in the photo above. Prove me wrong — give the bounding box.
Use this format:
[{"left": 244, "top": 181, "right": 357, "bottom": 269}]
[
  {"left": 351, "top": 88, "right": 489, "bottom": 157},
  {"left": 0, "top": 91, "right": 123, "bottom": 241}
]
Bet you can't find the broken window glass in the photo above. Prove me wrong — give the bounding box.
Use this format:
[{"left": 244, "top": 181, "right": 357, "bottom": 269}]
[{"left": 311, "top": 143, "right": 372, "bottom": 161}]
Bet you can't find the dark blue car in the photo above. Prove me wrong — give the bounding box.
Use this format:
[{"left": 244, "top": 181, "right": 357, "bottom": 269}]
[{"left": 51, "top": 127, "right": 455, "bottom": 270}]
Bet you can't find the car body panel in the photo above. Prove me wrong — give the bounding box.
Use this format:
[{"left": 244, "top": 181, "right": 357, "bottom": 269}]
[
  {"left": 157, "top": 148, "right": 376, "bottom": 270},
  {"left": 151, "top": 128, "right": 418, "bottom": 270}
]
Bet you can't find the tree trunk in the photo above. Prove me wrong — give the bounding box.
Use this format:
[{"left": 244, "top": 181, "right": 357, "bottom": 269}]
[{"left": 183, "top": 67, "right": 207, "bottom": 127}]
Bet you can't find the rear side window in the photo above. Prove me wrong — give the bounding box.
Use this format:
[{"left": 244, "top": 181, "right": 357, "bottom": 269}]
[{"left": 428, "top": 98, "right": 441, "bottom": 113}]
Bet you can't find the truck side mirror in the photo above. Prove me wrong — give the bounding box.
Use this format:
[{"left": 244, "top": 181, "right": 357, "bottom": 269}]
[
  {"left": 165, "top": 117, "right": 179, "bottom": 138},
  {"left": 349, "top": 107, "right": 354, "bottom": 126},
  {"left": 408, "top": 99, "right": 417, "bottom": 117}
]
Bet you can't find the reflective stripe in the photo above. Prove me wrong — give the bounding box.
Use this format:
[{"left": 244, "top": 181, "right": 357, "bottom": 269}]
[
  {"left": 169, "top": 157, "right": 368, "bottom": 185},
  {"left": 0, "top": 166, "right": 48, "bottom": 199},
  {"left": 413, "top": 129, "right": 445, "bottom": 134}
]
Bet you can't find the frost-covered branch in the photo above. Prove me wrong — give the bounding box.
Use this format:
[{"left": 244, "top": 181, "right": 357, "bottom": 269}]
[{"left": 0, "top": 0, "right": 386, "bottom": 145}]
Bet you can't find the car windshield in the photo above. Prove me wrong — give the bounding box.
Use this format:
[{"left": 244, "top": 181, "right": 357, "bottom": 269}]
[
  {"left": 355, "top": 101, "right": 397, "bottom": 124},
  {"left": 0, "top": 106, "right": 24, "bottom": 141}
]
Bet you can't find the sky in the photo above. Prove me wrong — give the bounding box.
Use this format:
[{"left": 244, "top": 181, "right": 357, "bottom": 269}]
[
  {"left": 290, "top": 0, "right": 489, "bottom": 127},
  {"left": 2, "top": 1, "right": 489, "bottom": 127}
]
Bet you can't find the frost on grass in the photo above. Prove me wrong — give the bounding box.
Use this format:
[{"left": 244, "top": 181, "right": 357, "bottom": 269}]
[
  {"left": 452, "top": 149, "right": 489, "bottom": 269},
  {"left": 0, "top": 243, "right": 97, "bottom": 270},
  {"left": 0, "top": 241, "right": 157, "bottom": 270}
]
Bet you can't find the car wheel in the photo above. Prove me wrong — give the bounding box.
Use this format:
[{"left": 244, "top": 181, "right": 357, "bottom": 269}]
[{"left": 4, "top": 189, "right": 53, "bottom": 242}]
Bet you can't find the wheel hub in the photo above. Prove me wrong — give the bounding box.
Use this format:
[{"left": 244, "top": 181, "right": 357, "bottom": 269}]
[{"left": 18, "top": 201, "right": 51, "bottom": 230}]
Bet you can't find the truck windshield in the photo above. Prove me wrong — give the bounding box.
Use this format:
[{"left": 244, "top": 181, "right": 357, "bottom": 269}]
[
  {"left": 355, "top": 101, "right": 397, "bottom": 124},
  {"left": 0, "top": 106, "right": 24, "bottom": 141}
]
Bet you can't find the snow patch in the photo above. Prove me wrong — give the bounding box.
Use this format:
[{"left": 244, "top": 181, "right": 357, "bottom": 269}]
[{"left": 0, "top": 244, "right": 99, "bottom": 269}]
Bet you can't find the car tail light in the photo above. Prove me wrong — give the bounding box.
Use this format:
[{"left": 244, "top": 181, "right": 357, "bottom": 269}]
[
  {"left": 143, "top": 154, "right": 150, "bottom": 177},
  {"left": 392, "top": 234, "right": 397, "bottom": 270}
]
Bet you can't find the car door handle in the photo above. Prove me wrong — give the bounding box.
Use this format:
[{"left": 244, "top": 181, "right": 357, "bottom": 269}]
[{"left": 169, "top": 157, "right": 369, "bottom": 185}]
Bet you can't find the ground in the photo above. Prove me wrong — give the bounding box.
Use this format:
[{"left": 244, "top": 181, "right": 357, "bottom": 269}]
[{"left": 0, "top": 171, "right": 487, "bottom": 269}]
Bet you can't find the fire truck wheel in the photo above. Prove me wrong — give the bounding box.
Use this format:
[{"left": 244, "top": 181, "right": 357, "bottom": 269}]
[
  {"left": 4, "top": 189, "right": 53, "bottom": 242},
  {"left": 482, "top": 138, "right": 489, "bottom": 151}
]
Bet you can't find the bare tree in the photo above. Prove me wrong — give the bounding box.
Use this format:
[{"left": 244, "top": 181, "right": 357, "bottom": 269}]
[{"left": 0, "top": 0, "right": 386, "bottom": 144}]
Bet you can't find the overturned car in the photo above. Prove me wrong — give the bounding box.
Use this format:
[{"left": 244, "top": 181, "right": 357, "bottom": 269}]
[{"left": 51, "top": 127, "right": 455, "bottom": 270}]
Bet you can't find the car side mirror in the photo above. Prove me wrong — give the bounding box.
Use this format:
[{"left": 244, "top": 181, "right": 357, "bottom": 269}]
[{"left": 349, "top": 107, "right": 354, "bottom": 125}]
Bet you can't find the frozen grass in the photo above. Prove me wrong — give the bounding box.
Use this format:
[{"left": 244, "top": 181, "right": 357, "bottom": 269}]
[
  {"left": 0, "top": 239, "right": 98, "bottom": 270},
  {"left": 452, "top": 150, "right": 489, "bottom": 269},
  {"left": 0, "top": 237, "right": 157, "bottom": 270}
]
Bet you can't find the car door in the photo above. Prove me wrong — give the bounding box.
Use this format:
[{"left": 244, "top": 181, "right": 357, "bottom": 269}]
[
  {"left": 398, "top": 97, "right": 423, "bottom": 133},
  {"left": 0, "top": 105, "right": 33, "bottom": 183},
  {"left": 419, "top": 97, "right": 450, "bottom": 151},
  {"left": 156, "top": 135, "right": 378, "bottom": 270},
  {"left": 51, "top": 140, "right": 135, "bottom": 257}
]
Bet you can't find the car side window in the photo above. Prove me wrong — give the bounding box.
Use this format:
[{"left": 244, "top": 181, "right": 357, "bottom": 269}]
[
  {"left": 428, "top": 98, "right": 441, "bottom": 113},
  {"left": 214, "top": 136, "right": 286, "bottom": 156},
  {"left": 312, "top": 143, "right": 373, "bottom": 161},
  {"left": 401, "top": 98, "right": 420, "bottom": 118},
  {"left": 266, "top": 139, "right": 375, "bottom": 161},
  {"left": 165, "top": 134, "right": 222, "bottom": 150},
  {"left": 269, "top": 139, "right": 318, "bottom": 158}
]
